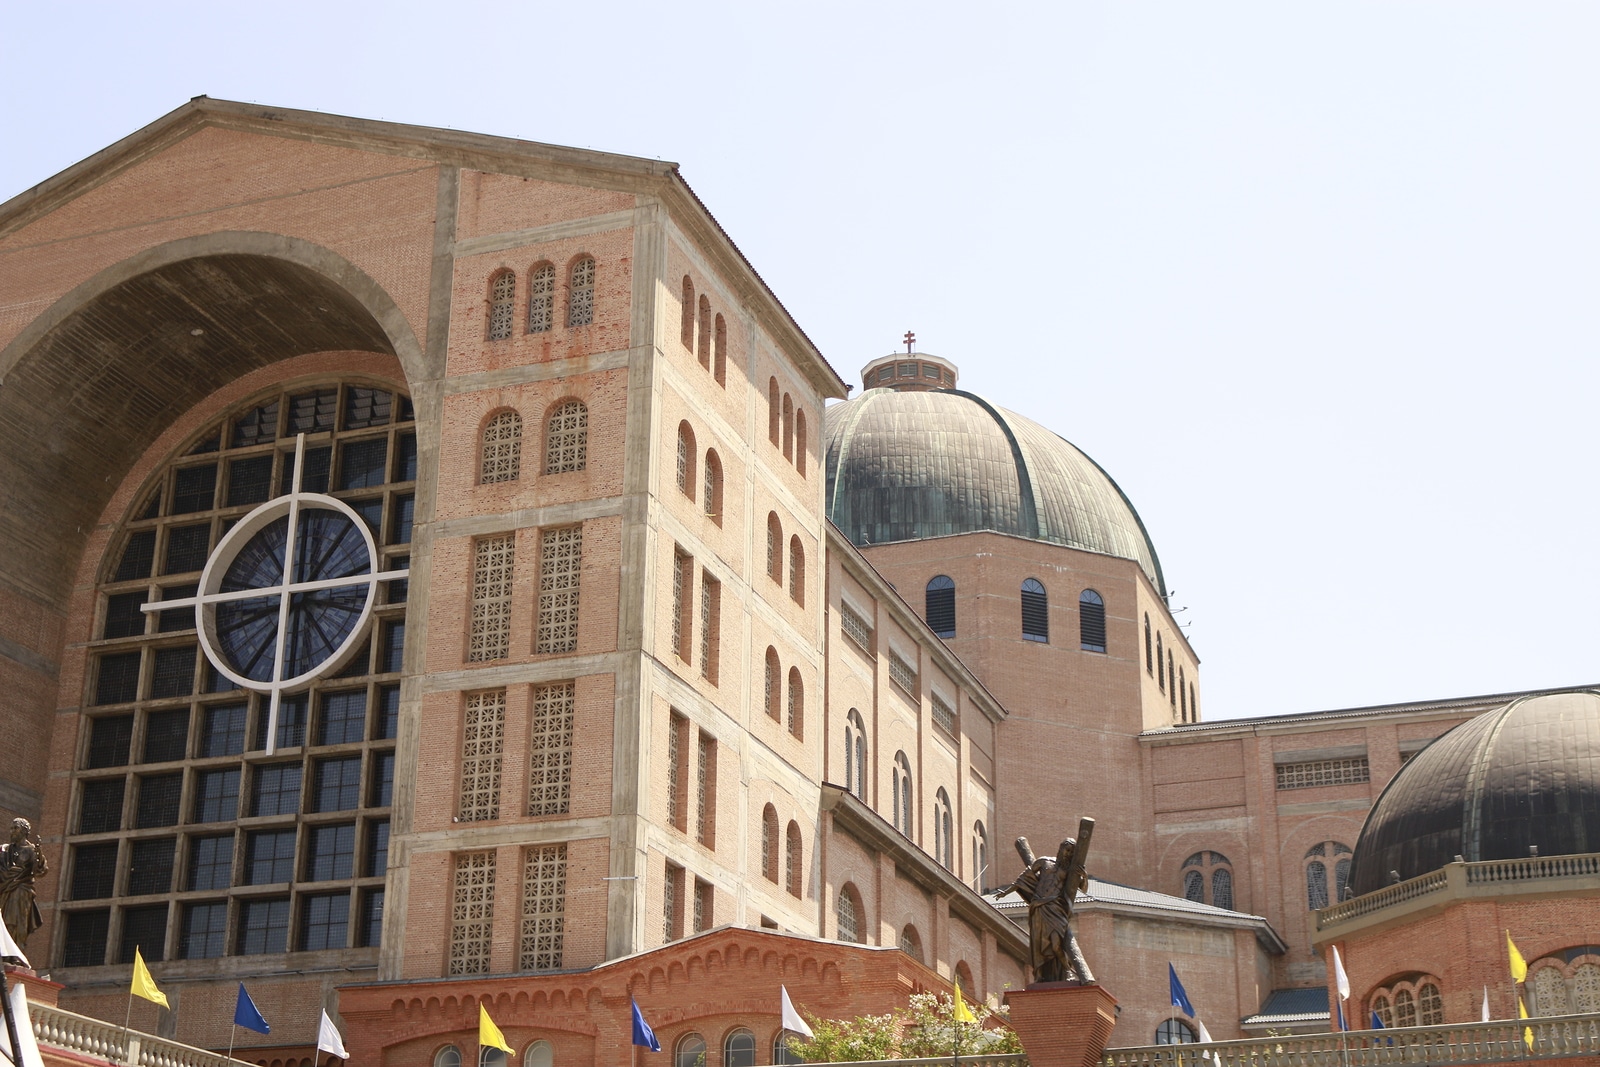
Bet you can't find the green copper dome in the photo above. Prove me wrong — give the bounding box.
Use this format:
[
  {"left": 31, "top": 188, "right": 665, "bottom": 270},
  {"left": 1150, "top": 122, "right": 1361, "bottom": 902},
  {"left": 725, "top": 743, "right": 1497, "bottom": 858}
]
[{"left": 823, "top": 385, "right": 1166, "bottom": 593}]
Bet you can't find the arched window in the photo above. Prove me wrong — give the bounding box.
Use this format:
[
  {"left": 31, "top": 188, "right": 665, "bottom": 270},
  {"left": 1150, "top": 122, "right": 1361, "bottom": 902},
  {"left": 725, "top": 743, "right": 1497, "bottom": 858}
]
[
  {"left": 697, "top": 295, "right": 712, "bottom": 370},
  {"left": 480, "top": 410, "right": 523, "bottom": 484},
  {"left": 1181, "top": 851, "right": 1234, "bottom": 909},
  {"left": 1371, "top": 994, "right": 1392, "bottom": 1029},
  {"left": 795, "top": 409, "right": 807, "bottom": 476},
  {"left": 762, "top": 804, "right": 779, "bottom": 882},
  {"left": 1021, "top": 579, "right": 1049, "bottom": 642},
  {"left": 1156, "top": 1020, "right": 1197, "bottom": 1044},
  {"left": 681, "top": 277, "right": 696, "bottom": 350},
  {"left": 926, "top": 576, "right": 956, "bottom": 638},
  {"left": 1419, "top": 983, "right": 1443, "bottom": 1025},
  {"left": 1157, "top": 633, "right": 1166, "bottom": 692},
  {"left": 892, "top": 752, "right": 913, "bottom": 835},
  {"left": 774, "top": 1034, "right": 803, "bottom": 1066},
  {"left": 899, "top": 924, "right": 923, "bottom": 963},
  {"left": 845, "top": 710, "right": 867, "bottom": 799},
  {"left": 525, "top": 1042, "right": 553, "bottom": 1067},
  {"left": 1528, "top": 956, "right": 1600, "bottom": 1016},
  {"left": 1144, "top": 614, "right": 1153, "bottom": 674},
  {"left": 934, "top": 788, "right": 953, "bottom": 869},
  {"left": 1304, "top": 841, "right": 1353, "bottom": 910},
  {"left": 528, "top": 263, "right": 555, "bottom": 333},
  {"left": 703, "top": 450, "right": 722, "bottom": 522},
  {"left": 713, "top": 314, "right": 727, "bottom": 386},
  {"left": 1394, "top": 989, "right": 1416, "bottom": 1028},
  {"left": 545, "top": 399, "right": 587, "bottom": 474},
  {"left": 1078, "top": 589, "right": 1106, "bottom": 652},
  {"left": 724, "top": 1029, "right": 756, "bottom": 1067},
  {"left": 481, "top": 1050, "right": 508, "bottom": 1067},
  {"left": 487, "top": 270, "right": 515, "bottom": 340},
  {"left": 767, "top": 513, "right": 783, "bottom": 583},
  {"left": 786, "top": 821, "right": 803, "bottom": 897},
  {"left": 567, "top": 256, "right": 595, "bottom": 327},
  {"left": 789, "top": 536, "right": 805, "bottom": 605},
  {"left": 782, "top": 394, "right": 794, "bottom": 461},
  {"left": 1179, "top": 668, "right": 1188, "bottom": 721},
  {"left": 836, "top": 884, "right": 861, "bottom": 943},
  {"left": 1190, "top": 683, "right": 1198, "bottom": 721},
  {"left": 768, "top": 378, "right": 781, "bottom": 446},
  {"left": 764, "top": 648, "right": 782, "bottom": 721},
  {"left": 973, "top": 821, "right": 988, "bottom": 890},
  {"left": 435, "top": 1047, "right": 464, "bottom": 1067},
  {"left": 787, "top": 667, "right": 804, "bottom": 740},
  {"left": 675, "top": 1033, "right": 707, "bottom": 1067},
  {"left": 1167, "top": 650, "right": 1176, "bottom": 707},
  {"left": 676, "top": 423, "right": 696, "bottom": 499}
]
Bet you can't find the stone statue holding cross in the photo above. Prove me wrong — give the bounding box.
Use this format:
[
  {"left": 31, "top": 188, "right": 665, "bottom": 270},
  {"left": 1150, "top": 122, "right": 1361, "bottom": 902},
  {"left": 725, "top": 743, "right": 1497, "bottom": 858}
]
[{"left": 1000, "top": 816, "right": 1096, "bottom": 985}]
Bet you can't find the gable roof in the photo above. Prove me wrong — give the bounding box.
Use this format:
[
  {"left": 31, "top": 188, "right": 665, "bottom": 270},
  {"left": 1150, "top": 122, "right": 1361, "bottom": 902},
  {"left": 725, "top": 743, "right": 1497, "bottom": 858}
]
[{"left": 0, "top": 96, "right": 846, "bottom": 398}]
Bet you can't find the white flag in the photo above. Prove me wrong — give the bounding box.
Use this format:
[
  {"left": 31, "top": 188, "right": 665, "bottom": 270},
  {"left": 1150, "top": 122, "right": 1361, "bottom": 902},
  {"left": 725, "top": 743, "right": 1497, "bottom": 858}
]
[
  {"left": 0, "top": 980, "right": 46, "bottom": 1067},
  {"left": 1482, "top": 986, "right": 1491, "bottom": 1023},
  {"left": 1195, "top": 1018, "right": 1215, "bottom": 1061},
  {"left": 780, "top": 986, "right": 814, "bottom": 1040},
  {"left": 1330, "top": 946, "right": 1350, "bottom": 1002},
  {"left": 316, "top": 1009, "right": 349, "bottom": 1060},
  {"left": 0, "top": 920, "right": 28, "bottom": 969}
]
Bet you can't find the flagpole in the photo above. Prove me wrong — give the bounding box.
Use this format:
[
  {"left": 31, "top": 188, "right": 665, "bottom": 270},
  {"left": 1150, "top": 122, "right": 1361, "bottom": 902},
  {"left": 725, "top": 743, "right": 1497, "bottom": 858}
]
[
  {"left": 123, "top": 991, "right": 135, "bottom": 1067},
  {"left": 0, "top": 968, "right": 24, "bottom": 1067},
  {"left": 227, "top": 1021, "right": 236, "bottom": 1063}
]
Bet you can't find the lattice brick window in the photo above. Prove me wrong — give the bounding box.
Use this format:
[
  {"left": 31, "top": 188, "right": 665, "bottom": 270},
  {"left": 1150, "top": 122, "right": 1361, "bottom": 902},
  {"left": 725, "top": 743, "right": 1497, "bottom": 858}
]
[
  {"left": 693, "top": 877, "right": 711, "bottom": 932},
  {"left": 567, "top": 257, "right": 595, "bottom": 327},
  {"left": 664, "top": 861, "right": 683, "bottom": 941},
  {"left": 528, "top": 264, "right": 555, "bottom": 334},
  {"left": 449, "top": 851, "right": 496, "bottom": 975},
  {"left": 528, "top": 682, "right": 574, "bottom": 816},
  {"left": 537, "top": 526, "right": 582, "bottom": 654},
  {"left": 459, "top": 690, "right": 505, "bottom": 822},
  {"left": 545, "top": 400, "right": 587, "bottom": 475},
  {"left": 1575, "top": 964, "right": 1600, "bottom": 1014},
  {"left": 762, "top": 806, "right": 778, "bottom": 882},
  {"left": 786, "top": 823, "right": 802, "bottom": 897},
  {"left": 840, "top": 604, "right": 873, "bottom": 655},
  {"left": 888, "top": 651, "right": 918, "bottom": 698},
  {"left": 787, "top": 669, "right": 803, "bottom": 739},
  {"left": 480, "top": 411, "right": 523, "bottom": 484},
  {"left": 1275, "top": 758, "right": 1370, "bottom": 790},
  {"left": 671, "top": 550, "right": 691, "bottom": 662},
  {"left": 931, "top": 693, "right": 957, "bottom": 735},
  {"left": 667, "top": 711, "right": 687, "bottom": 830},
  {"left": 699, "top": 572, "right": 719, "bottom": 684},
  {"left": 696, "top": 732, "right": 716, "bottom": 846},
  {"left": 469, "top": 534, "right": 515, "bottom": 662},
  {"left": 764, "top": 649, "right": 781, "bottom": 721},
  {"left": 487, "top": 272, "right": 516, "bottom": 341},
  {"left": 519, "top": 843, "right": 566, "bottom": 971}
]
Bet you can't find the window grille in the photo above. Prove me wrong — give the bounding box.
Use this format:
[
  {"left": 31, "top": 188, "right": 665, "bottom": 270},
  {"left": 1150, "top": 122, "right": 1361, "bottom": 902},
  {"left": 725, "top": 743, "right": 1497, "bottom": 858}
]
[
  {"left": 888, "top": 652, "right": 918, "bottom": 698},
  {"left": 1372, "top": 995, "right": 1392, "bottom": 1029},
  {"left": 892, "top": 753, "right": 912, "bottom": 835},
  {"left": 671, "top": 550, "right": 691, "bottom": 662},
  {"left": 1183, "top": 870, "right": 1204, "bottom": 902},
  {"left": 1276, "top": 758, "right": 1370, "bottom": 790},
  {"left": 1575, "top": 965, "right": 1600, "bottom": 1013},
  {"left": 768, "top": 378, "right": 780, "bottom": 445},
  {"left": 696, "top": 732, "right": 716, "bottom": 846},
  {"left": 836, "top": 887, "right": 860, "bottom": 943},
  {"left": 666, "top": 713, "right": 684, "bottom": 830},
  {"left": 1144, "top": 615, "right": 1153, "bottom": 673},
  {"left": 1419, "top": 983, "right": 1443, "bottom": 1026},
  {"left": 762, "top": 805, "right": 779, "bottom": 882},
  {"left": 934, "top": 788, "right": 952, "bottom": 868},
  {"left": 840, "top": 604, "right": 873, "bottom": 654},
  {"left": 1211, "top": 867, "right": 1233, "bottom": 910},
  {"left": 1394, "top": 989, "right": 1416, "bottom": 1028},
  {"left": 712, "top": 314, "right": 727, "bottom": 385},
  {"left": 931, "top": 693, "right": 956, "bottom": 735},
  {"left": 544, "top": 400, "right": 587, "bottom": 474},
  {"left": 703, "top": 452, "right": 720, "bottom": 519},
  {"left": 972, "top": 822, "right": 987, "bottom": 890},
  {"left": 459, "top": 690, "right": 505, "bottom": 822},
  {"left": 664, "top": 862, "right": 682, "bottom": 941},
  {"left": 537, "top": 526, "right": 583, "bottom": 654},
  {"left": 789, "top": 537, "right": 804, "bottom": 605},
  {"left": 697, "top": 295, "right": 712, "bottom": 369},
  {"left": 567, "top": 257, "right": 595, "bottom": 327},
  {"left": 676, "top": 425, "right": 694, "bottom": 497},
  {"left": 699, "top": 572, "right": 719, "bottom": 684},
  {"left": 764, "top": 648, "right": 781, "bottom": 721},
  {"left": 766, "top": 514, "right": 782, "bottom": 582},
  {"left": 925, "top": 576, "right": 955, "bottom": 638},
  {"left": 487, "top": 272, "right": 515, "bottom": 341},
  {"left": 519, "top": 843, "right": 566, "bottom": 971},
  {"left": 448, "top": 851, "right": 495, "bottom": 975},
  {"left": 845, "top": 711, "right": 867, "bottom": 799},
  {"left": 480, "top": 411, "right": 522, "bottom": 484},
  {"left": 528, "top": 682, "right": 574, "bottom": 816},
  {"left": 782, "top": 394, "right": 794, "bottom": 460},
  {"left": 1079, "top": 589, "right": 1106, "bottom": 652},
  {"left": 469, "top": 534, "right": 515, "bottom": 662},
  {"left": 786, "top": 822, "right": 802, "bottom": 897},
  {"left": 773, "top": 668, "right": 796, "bottom": 741},
  {"left": 1156, "top": 634, "right": 1165, "bottom": 691},
  {"left": 899, "top": 925, "right": 922, "bottom": 962},
  {"left": 693, "top": 878, "right": 711, "bottom": 932},
  {"left": 1168, "top": 651, "right": 1176, "bottom": 707},
  {"left": 681, "top": 278, "right": 695, "bottom": 350},
  {"left": 528, "top": 264, "right": 555, "bottom": 333},
  {"left": 794, "top": 410, "right": 807, "bottom": 476},
  {"left": 1021, "top": 579, "right": 1049, "bottom": 642}
]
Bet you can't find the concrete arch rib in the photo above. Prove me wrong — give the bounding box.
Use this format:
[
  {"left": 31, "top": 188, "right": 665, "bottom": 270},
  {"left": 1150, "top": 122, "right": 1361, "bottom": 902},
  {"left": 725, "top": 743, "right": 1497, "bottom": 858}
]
[{"left": 0, "top": 231, "right": 426, "bottom": 607}]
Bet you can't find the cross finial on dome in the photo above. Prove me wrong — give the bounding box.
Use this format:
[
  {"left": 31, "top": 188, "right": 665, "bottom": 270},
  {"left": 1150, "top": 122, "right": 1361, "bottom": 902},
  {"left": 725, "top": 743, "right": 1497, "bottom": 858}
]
[{"left": 903, "top": 330, "right": 915, "bottom": 353}]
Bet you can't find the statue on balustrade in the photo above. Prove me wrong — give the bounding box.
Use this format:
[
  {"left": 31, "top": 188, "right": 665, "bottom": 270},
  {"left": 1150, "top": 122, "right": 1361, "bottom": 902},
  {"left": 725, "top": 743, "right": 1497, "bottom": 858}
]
[{"left": 0, "top": 818, "right": 47, "bottom": 956}]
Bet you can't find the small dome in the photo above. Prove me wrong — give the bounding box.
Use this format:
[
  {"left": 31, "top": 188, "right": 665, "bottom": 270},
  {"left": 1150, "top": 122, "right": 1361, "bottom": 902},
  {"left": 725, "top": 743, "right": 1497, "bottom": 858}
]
[
  {"left": 1349, "top": 690, "right": 1600, "bottom": 896},
  {"left": 823, "top": 373, "right": 1165, "bottom": 592}
]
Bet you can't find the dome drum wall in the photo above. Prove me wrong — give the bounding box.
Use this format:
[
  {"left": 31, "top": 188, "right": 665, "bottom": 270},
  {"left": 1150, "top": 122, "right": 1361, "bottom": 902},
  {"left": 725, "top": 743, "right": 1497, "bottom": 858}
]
[{"left": 1349, "top": 691, "right": 1600, "bottom": 896}]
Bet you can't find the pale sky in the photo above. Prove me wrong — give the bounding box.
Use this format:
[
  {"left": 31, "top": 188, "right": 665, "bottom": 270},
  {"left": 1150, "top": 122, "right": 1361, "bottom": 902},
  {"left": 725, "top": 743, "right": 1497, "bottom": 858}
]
[{"left": 4, "top": 2, "right": 1597, "bottom": 720}]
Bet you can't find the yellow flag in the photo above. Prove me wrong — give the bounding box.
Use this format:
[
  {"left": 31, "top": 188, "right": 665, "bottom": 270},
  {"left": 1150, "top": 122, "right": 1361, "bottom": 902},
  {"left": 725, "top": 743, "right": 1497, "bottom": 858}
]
[
  {"left": 1507, "top": 930, "right": 1528, "bottom": 983},
  {"left": 951, "top": 984, "right": 977, "bottom": 1025},
  {"left": 130, "top": 947, "right": 168, "bottom": 1009},
  {"left": 480, "top": 1004, "right": 515, "bottom": 1055},
  {"left": 1518, "top": 995, "right": 1533, "bottom": 1050}
]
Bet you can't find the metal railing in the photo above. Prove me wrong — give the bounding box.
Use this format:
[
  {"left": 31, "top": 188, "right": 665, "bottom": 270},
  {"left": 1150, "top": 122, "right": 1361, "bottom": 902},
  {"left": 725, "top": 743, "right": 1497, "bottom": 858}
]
[
  {"left": 26, "top": 1000, "right": 258, "bottom": 1067},
  {"left": 1100, "top": 1012, "right": 1600, "bottom": 1067}
]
